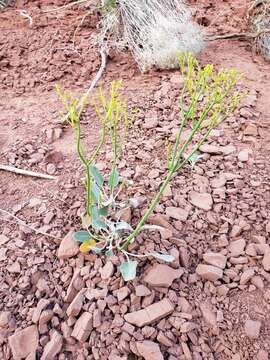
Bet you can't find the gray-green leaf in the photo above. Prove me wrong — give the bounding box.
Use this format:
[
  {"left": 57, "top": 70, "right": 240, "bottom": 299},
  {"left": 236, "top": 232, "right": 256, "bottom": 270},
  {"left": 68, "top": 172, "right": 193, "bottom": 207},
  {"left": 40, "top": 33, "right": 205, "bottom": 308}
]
[
  {"left": 119, "top": 261, "right": 138, "bottom": 281},
  {"left": 89, "top": 165, "right": 104, "bottom": 186},
  {"left": 109, "top": 167, "right": 119, "bottom": 189},
  {"left": 115, "top": 221, "right": 133, "bottom": 232},
  {"left": 73, "top": 230, "right": 90, "bottom": 243},
  {"left": 146, "top": 252, "right": 175, "bottom": 262}
]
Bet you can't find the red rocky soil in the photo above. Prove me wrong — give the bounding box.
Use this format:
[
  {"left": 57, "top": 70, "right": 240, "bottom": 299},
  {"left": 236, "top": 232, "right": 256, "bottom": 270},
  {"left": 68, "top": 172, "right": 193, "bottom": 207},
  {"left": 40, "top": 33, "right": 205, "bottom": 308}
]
[{"left": 0, "top": 0, "right": 270, "bottom": 359}]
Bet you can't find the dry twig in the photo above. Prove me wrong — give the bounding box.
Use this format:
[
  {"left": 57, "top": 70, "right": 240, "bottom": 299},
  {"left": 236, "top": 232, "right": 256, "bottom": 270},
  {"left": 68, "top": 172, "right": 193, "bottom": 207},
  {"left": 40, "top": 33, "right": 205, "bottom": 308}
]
[
  {"left": 0, "top": 209, "right": 60, "bottom": 240},
  {"left": 0, "top": 164, "right": 57, "bottom": 180},
  {"left": 208, "top": 28, "right": 270, "bottom": 41}
]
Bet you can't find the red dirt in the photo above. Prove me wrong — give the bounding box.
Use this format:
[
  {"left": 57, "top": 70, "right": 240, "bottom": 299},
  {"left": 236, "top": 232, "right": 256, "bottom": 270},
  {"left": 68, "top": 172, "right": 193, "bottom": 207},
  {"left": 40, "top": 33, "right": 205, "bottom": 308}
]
[{"left": 0, "top": 0, "right": 270, "bottom": 359}]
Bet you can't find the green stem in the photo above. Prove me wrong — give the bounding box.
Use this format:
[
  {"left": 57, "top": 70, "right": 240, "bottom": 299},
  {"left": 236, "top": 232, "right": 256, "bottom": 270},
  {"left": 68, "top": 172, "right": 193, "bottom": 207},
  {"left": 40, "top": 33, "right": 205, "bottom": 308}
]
[{"left": 119, "top": 170, "right": 174, "bottom": 250}]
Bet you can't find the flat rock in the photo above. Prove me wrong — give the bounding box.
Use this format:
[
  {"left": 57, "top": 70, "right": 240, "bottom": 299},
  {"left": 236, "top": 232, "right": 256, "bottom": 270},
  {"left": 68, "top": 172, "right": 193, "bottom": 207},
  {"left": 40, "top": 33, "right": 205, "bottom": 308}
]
[
  {"left": 244, "top": 319, "right": 261, "bottom": 339},
  {"left": 135, "top": 285, "right": 151, "bottom": 297},
  {"left": 238, "top": 149, "right": 249, "bottom": 162},
  {"left": 0, "top": 311, "right": 12, "bottom": 328},
  {"left": 32, "top": 299, "right": 50, "bottom": 324},
  {"left": 41, "top": 331, "right": 62, "bottom": 360},
  {"left": 189, "top": 192, "right": 213, "bottom": 211},
  {"left": 100, "top": 261, "right": 114, "bottom": 280},
  {"left": 66, "top": 289, "right": 85, "bottom": 317},
  {"left": 262, "top": 251, "right": 270, "bottom": 272},
  {"left": 196, "top": 264, "right": 223, "bottom": 282},
  {"left": 240, "top": 268, "right": 255, "bottom": 285},
  {"left": 228, "top": 239, "right": 246, "bottom": 257},
  {"left": 203, "top": 252, "right": 227, "bottom": 269},
  {"left": 200, "top": 302, "right": 217, "bottom": 327},
  {"left": 57, "top": 230, "right": 79, "bottom": 259},
  {"left": 165, "top": 206, "right": 189, "bottom": 221},
  {"left": 256, "top": 350, "right": 268, "bottom": 360},
  {"left": 199, "top": 144, "right": 223, "bottom": 154},
  {"left": 124, "top": 298, "right": 174, "bottom": 327},
  {"left": 143, "top": 264, "right": 184, "bottom": 288},
  {"left": 71, "top": 312, "right": 93, "bottom": 342},
  {"left": 136, "top": 341, "right": 164, "bottom": 360},
  {"left": 0, "top": 234, "right": 9, "bottom": 246},
  {"left": 8, "top": 325, "right": 39, "bottom": 359}
]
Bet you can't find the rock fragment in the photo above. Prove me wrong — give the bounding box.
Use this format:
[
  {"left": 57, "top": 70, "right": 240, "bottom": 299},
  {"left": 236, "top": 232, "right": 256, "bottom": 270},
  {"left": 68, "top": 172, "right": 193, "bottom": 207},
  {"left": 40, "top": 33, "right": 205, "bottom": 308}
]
[
  {"left": 228, "top": 239, "right": 246, "bottom": 257},
  {"left": 124, "top": 298, "right": 174, "bottom": 327},
  {"left": 100, "top": 261, "right": 114, "bottom": 280},
  {"left": 41, "top": 331, "right": 62, "bottom": 360},
  {"left": 66, "top": 289, "right": 85, "bottom": 317},
  {"left": 196, "top": 264, "right": 223, "bottom": 282},
  {"left": 32, "top": 299, "right": 50, "bottom": 324},
  {"left": 165, "top": 206, "right": 189, "bottom": 221},
  {"left": 244, "top": 319, "right": 261, "bottom": 339},
  {"left": 71, "top": 312, "right": 93, "bottom": 342},
  {"left": 189, "top": 192, "right": 213, "bottom": 211},
  {"left": 199, "top": 144, "right": 223, "bottom": 154},
  {"left": 8, "top": 325, "right": 39, "bottom": 359},
  {"left": 136, "top": 341, "right": 164, "bottom": 360},
  {"left": 57, "top": 230, "right": 79, "bottom": 259},
  {"left": 135, "top": 285, "right": 151, "bottom": 297},
  {"left": 143, "top": 264, "right": 183, "bottom": 288},
  {"left": 203, "top": 252, "right": 227, "bottom": 269},
  {"left": 240, "top": 268, "right": 255, "bottom": 285},
  {"left": 238, "top": 149, "right": 249, "bottom": 162}
]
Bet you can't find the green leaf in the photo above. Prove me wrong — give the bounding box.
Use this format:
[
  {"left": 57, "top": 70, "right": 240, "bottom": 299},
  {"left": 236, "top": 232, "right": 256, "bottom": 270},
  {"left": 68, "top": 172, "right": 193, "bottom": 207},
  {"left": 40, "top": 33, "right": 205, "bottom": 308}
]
[
  {"left": 91, "top": 247, "right": 103, "bottom": 254},
  {"left": 92, "top": 207, "right": 107, "bottom": 230},
  {"left": 119, "top": 261, "right": 138, "bottom": 281},
  {"left": 73, "top": 231, "right": 90, "bottom": 243},
  {"left": 106, "top": 249, "right": 114, "bottom": 257},
  {"left": 91, "top": 181, "right": 101, "bottom": 203},
  {"left": 146, "top": 252, "right": 175, "bottom": 262},
  {"left": 89, "top": 165, "right": 104, "bottom": 186},
  {"left": 115, "top": 221, "right": 133, "bottom": 232},
  {"left": 98, "top": 206, "right": 108, "bottom": 217},
  {"left": 109, "top": 167, "right": 119, "bottom": 189}
]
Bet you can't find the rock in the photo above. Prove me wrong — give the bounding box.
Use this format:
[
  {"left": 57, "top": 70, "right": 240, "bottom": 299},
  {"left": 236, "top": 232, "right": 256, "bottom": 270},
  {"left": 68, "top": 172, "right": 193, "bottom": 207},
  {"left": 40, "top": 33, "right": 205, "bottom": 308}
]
[
  {"left": 165, "top": 207, "right": 189, "bottom": 221},
  {"left": 231, "top": 225, "right": 242, "bottom": 238},
  {"left": 100, "top": 261, "right": 114, "bottom": 280},
  {"left": 136, "top": 341, "right": 164, "bottom": 360},
  {"left": 257, "top": 350, "right": 268, "bottom": 360},
  {"left": 143, "top": 117, "right": 158, "bottom": 129},
  {"left": 244, "top": 319, "right": 261, "bottom": 339},
  {"left": 7, "top": 261, "right": 21, "bottom": 273},
  {"left": 0, "top": 234, "right": 9, "bottom": 245},
  {"left": 244, "top": 124, "right": 258, "bottom": 136},
  {"left": 66, "top": 289, "right": 85, "bottom": 317},
  {"left": 8, "top": 325, "right": 39, "bottom": 359},
  {"left": 262, "top": 251, "right": 270, "bottom": 271},
  {"left": 57, "top": 231, "right": 79, "bottom": 259},
  {"left": 65, "top": 269, "right": 84, "bottom": 303},
  {"left": 116, "top": 286, "right": 130, "bottom": 301},
  {"left": 240, "top": 268, "right": 255, "bottom": 285},
  {"left": 211, "top": 175, "right": 227, "bottom": 188},
  {"left": 228, "top": 239, "right": 246, "bottom": 257},
  {"left": 0, "top": 311, "right": 11, "bottom": 328},
  {"left": 200, "top": 302, "right": 217, "bottom": 327},
  {"left": 143, "top": 264, "right": 184, "bottom": 287},
  {"left": 71, "top": 312, "right": 93, "bottom": 342},
  {"left": 199, "top": 144, "right": 223, "bottom": 154},
  {"left": 32, "top": 299, "right": 50, "bottom": 324},
  {"left": 180, "top": 321, "right": 196, "bottom": 333},
  {"left": 196, "top": 264, "right": 223, "bottom": 282},
  {"left": 41, "top": 331, "right": 62, "bottom": 360},
  {"left": 39, "top": 310, "right": 54, "bottom": 325},
  {"left": 203, "top": 252, "right": 227, "bottom": 269},
  {"left": 189, "top": 192, "right": 213, "bottom": 211},
  {"left": 0, "top": 248, "right": 7, "bottom": 261},
  {"left": 124, "top": 298, "right": 174, "bottom": 327},
  {"left": 135, "top": 285, "right": 151, "bottom": 297},
  {"left": 238, "top": 149, "right": 249, "bottom": 162}
]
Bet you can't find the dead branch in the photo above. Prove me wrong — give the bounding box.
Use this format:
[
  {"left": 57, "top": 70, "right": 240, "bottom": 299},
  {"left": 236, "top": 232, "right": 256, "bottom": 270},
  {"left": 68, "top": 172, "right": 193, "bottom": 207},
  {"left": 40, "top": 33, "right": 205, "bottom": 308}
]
[
  {"left": 0, "top": 164, "right": 57, "bottom": 180},
  {"left": 0, "top": 209, "right": 60, "bottom": 240},
  {"left": 208, "top": 28, "right": 270, "bottom": 41}
]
